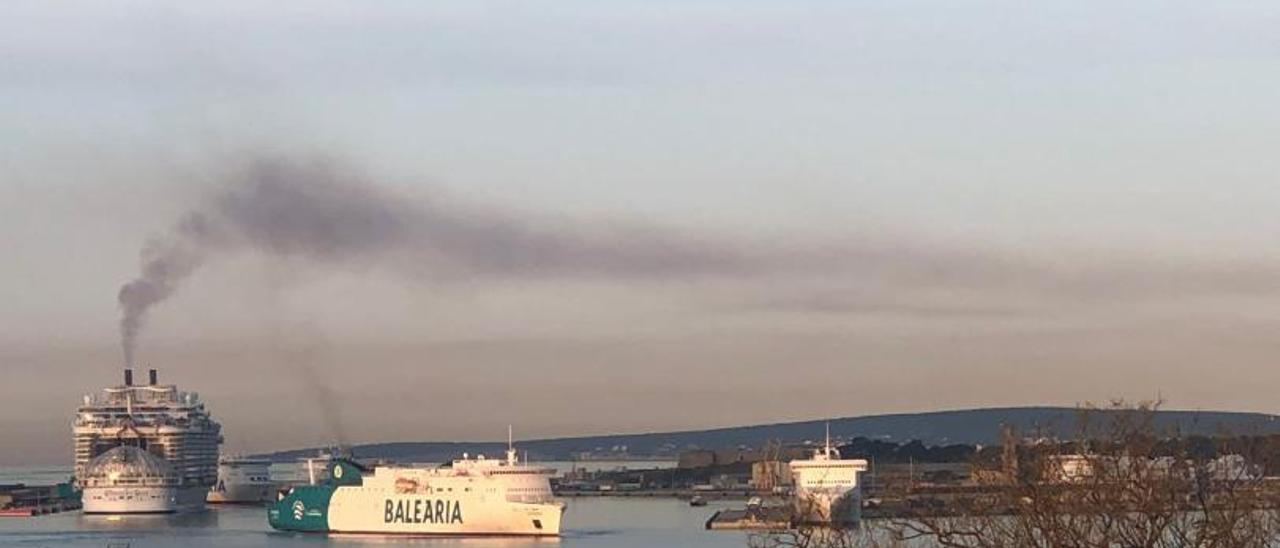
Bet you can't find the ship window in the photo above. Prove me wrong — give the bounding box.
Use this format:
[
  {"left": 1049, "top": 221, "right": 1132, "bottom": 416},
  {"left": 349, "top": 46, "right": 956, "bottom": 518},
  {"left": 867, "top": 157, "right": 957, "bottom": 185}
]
[{"left": 532, "top": 519, "right": 543, "bottom": 530}]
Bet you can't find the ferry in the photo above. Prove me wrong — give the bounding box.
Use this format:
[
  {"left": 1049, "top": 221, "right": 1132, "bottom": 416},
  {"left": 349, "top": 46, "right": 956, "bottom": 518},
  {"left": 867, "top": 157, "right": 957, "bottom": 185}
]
[
  {"left": 74, "top": 369, "right": 222, "bottom": 513},
  {"left": 789, "top": 426, "right": 869, "bottom": 524},
  {"left": 208, "top": 456, "right": 275, "bottom": 504},
  {"left": 269, "top": 433, "right": 564, "bottom": 536}
]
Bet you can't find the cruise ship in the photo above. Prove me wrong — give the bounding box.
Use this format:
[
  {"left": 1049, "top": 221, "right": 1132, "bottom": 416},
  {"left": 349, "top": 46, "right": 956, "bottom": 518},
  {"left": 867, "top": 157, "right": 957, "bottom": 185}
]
[
  {"left": 269, "top": 434, "right": 565, "bottom": 536},
  {"left": 789, "top": 427, "right": 869, "bottom": 525},
  {"left": 74, "top": 369, "right": 222, "bottom": 513},
  {"left": 207, "top": 456, "right": 275, "bottom": 504}
]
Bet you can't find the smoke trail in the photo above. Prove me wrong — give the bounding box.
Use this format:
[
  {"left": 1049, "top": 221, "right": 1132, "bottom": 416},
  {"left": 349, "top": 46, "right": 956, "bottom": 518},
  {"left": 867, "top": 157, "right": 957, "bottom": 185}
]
[
  {"left": 204, "top": 159, "right": 746, "bottom": 276},
  {"left": 115, "top": 158, "right": 749, "bottom": 363},
  {"left": 118, "top": 156, "right": 1275, "bottom": 364},
  {"left": 117, "top": 213, "right": 215, "bottom": 365}
]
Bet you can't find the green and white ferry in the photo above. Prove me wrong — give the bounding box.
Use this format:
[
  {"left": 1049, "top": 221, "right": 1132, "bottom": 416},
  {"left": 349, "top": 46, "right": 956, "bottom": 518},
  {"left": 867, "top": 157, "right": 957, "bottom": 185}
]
[{"left": 269, "top": 442, "right": 564, "bottom": 537}]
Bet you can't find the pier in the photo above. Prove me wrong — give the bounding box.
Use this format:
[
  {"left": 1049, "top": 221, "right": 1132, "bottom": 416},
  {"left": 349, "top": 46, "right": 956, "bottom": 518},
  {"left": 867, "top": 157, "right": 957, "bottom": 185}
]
[
  {"left": 704, "top": 507, "right": 792, "bottom": 530},
  {"left": 0, "top": 483, "right": 82, "bottom": 517}
]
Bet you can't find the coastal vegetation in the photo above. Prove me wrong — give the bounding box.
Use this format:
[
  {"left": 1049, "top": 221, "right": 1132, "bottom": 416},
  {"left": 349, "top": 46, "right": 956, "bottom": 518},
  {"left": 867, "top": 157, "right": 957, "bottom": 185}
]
[{"left": 753, "top": 401, "right": 1280, "bottom": 547}]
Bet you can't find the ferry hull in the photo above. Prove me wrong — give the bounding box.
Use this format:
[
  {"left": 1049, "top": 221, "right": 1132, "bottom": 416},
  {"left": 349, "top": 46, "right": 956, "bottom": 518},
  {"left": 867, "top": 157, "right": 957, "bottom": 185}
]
[
  {"left": 270, "top": 486, "right": 565, "bottom": 536},
  {"left": 794, "top": 489, "right": 862, "bottom": 525},
  {"left": 330, "top": 491, "right": 564, "bottom": 536}
]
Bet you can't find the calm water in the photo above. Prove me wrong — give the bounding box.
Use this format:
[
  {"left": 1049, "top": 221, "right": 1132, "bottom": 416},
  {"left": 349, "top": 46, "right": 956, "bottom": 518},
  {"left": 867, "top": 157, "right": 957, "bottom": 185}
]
[
  {"left": 0, "top": 465, "right": 748, "bottom": 548},
  {"left": 0, "top": 498, "right": 752, "bottom": 548}
]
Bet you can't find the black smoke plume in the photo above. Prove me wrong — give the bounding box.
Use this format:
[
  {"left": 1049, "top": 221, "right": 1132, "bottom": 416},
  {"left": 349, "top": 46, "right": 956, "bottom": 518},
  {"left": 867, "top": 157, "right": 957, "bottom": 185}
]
[{"left": 116, "top": 158, "right": 748, "bottom": 364}]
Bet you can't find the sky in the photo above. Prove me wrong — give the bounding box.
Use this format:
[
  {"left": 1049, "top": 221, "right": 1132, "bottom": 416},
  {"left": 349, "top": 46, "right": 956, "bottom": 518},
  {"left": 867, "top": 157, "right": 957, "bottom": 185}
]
[{"left": 3, "top": 0, "right": 1280, "bottom": 464}]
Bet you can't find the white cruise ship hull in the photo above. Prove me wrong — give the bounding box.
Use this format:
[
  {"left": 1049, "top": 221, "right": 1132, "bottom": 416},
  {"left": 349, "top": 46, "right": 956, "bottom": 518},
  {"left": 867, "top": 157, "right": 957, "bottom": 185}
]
[{"left": 83, "top": 485, "right": 208, "bottom": 514}]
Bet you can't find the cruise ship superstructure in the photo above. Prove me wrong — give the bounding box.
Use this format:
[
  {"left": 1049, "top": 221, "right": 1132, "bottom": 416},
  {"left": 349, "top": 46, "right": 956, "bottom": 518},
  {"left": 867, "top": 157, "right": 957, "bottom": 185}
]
[
  {"left": 789, "top": 426, "right": 869, "bottom": 525},
  {"left": 270, "top": 432, "right": 565, "bottom": 536},
  {"left": 74, "top": 369, "right": 223, "bottom": 513}
]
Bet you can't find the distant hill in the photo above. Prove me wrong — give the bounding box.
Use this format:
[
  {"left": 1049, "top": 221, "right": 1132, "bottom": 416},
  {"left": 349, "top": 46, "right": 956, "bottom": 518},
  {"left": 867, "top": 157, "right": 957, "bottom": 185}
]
[{"left": 260, "top": 407, "right": 1280, "bottom": 463}]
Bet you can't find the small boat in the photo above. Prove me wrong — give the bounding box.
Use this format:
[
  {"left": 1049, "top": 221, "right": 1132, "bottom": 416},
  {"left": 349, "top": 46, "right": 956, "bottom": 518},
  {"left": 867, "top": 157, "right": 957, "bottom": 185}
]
[{"left": 689, "top": 495, "right": 708, "bottom": 507}]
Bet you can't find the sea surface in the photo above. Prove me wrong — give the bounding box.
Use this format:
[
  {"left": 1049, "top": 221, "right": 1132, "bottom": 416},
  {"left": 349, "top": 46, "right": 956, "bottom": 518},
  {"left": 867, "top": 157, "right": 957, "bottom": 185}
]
[{"left": 0, "top": 464, "right": 755, "bottom": 548}]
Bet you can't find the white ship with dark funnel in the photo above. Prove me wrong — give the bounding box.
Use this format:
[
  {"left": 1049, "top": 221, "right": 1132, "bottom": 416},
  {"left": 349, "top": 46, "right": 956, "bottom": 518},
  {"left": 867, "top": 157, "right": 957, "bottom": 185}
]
[{"left": 74, "top": 369, "right": 223, "bottom": 513}]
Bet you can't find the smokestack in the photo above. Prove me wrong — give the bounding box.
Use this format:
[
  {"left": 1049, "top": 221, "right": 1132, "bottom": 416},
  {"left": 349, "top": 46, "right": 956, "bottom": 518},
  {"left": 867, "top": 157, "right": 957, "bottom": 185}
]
[
  {"left": 149, "top": 369, "right": 158, "bottom": 386},
  {"left": 124, "top": 369, "right": 133, "bottom": 386}
]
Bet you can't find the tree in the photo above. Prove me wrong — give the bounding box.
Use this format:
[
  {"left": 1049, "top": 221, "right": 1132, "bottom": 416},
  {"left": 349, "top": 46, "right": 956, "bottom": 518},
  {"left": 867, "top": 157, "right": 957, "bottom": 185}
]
[{"left": 891, "top": 401, "right": 1280, "bottom": 548}]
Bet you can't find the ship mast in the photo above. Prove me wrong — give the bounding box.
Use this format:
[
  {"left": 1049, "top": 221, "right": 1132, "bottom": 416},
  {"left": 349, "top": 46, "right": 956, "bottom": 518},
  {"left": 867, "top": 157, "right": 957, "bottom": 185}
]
[
  {"left": 506, "top": 425, "right": 517, "bottom": 466},
  {"left": 824, "top": 422, "right": 832, "bottom": 458}
]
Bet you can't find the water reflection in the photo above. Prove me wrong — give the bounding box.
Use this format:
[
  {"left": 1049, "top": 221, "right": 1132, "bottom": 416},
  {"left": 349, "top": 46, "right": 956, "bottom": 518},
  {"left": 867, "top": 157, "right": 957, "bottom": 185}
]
[
  {"left": 0, "top": 498, "right": 748, "bottom": 547},
  {"left": 77, "top": 510, "right": 220, "bottom": 531},
  {"left": 324, "top": 535, "right": 560, "bottom": 546}
]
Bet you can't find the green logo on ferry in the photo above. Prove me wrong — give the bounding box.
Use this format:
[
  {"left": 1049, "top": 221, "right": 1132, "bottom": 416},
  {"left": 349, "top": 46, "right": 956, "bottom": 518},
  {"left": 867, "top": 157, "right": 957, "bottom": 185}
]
[
  {"left": 269, "top": 484, "right": 332, "bottom": 532},
  {"left": 385, "top": 499, "right": 463, "bottom": 524}
]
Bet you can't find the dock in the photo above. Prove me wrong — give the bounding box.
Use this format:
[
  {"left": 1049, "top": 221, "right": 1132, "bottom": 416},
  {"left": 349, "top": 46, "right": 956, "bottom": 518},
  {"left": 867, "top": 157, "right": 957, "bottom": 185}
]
[
  {"left": 557, "top": 488, "right": 753, "bottom": 499},
  {"left": 705, "top": 506, "right": 792, "bottom": 530},
  {"left": 0, "top": 503, "right": 78, "bottom": 517},
  {"left": 0, "top": 483, "right": 82, "bottom": 517}
]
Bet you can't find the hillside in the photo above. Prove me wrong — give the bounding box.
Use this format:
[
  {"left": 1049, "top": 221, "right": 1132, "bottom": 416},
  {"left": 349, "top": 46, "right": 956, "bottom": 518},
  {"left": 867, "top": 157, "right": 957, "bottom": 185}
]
[{"left": 261, "top": 407, "right": 1280, "bottom": 462}]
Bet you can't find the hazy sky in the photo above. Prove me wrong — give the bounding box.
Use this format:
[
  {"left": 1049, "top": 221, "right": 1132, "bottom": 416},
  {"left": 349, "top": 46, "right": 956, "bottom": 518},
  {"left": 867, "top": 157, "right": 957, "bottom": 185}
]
[{"left": 3, "top": 1, "right": 1280, "bottom": 464}]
